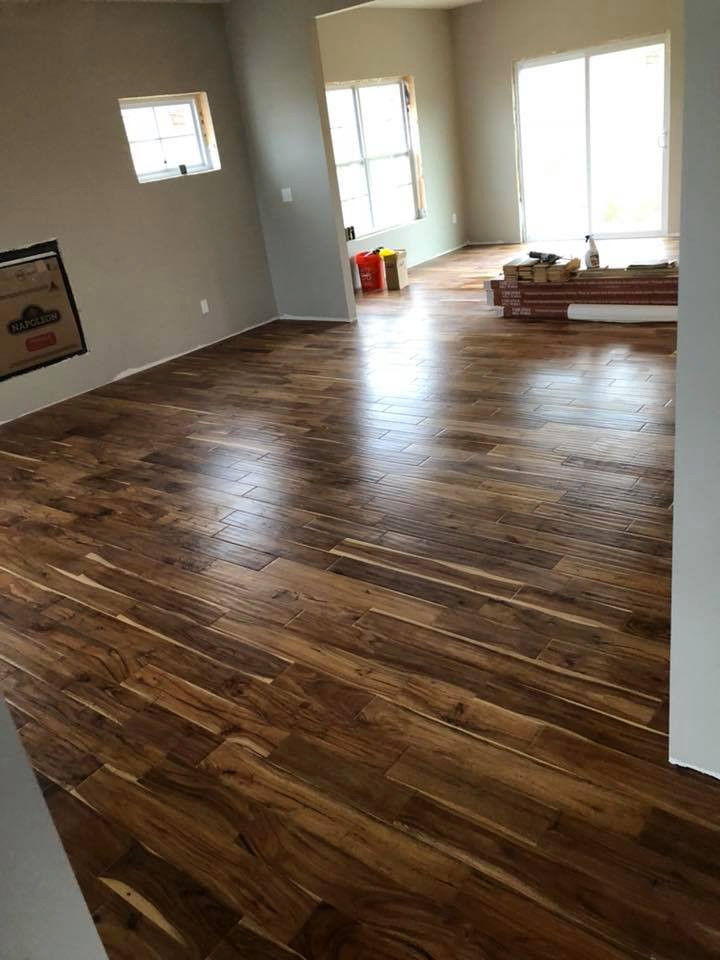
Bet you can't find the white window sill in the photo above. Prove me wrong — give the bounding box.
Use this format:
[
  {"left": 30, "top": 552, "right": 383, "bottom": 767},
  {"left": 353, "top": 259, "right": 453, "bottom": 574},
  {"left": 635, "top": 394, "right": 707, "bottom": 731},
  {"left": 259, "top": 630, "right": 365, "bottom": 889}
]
[{"left": 137, "top": 166, "right": 220, "bottom": 184}]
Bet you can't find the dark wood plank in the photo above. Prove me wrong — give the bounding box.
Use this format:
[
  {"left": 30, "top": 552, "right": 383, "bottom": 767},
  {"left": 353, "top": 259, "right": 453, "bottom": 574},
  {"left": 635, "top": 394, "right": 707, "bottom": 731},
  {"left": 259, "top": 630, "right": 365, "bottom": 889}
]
[{"left": 98, "top": 844, "right": 240, "bottom": 959}]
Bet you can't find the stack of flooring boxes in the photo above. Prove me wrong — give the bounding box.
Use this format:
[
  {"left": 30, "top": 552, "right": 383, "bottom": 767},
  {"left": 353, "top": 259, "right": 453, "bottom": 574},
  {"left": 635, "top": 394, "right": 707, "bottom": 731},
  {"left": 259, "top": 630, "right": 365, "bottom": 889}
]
[
  {"left": 490, "top": 265, "right": 679, "bottom": 319},
  {"left": 503, "top": 256, "right": 580, "bottom": 284}
]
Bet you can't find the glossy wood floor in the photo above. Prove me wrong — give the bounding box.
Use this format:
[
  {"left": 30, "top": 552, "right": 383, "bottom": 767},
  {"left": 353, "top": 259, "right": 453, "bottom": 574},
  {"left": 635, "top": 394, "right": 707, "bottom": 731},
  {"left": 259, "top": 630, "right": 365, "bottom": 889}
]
[{"left": 3, "top": 242, "right": 719, "bottom": 960}]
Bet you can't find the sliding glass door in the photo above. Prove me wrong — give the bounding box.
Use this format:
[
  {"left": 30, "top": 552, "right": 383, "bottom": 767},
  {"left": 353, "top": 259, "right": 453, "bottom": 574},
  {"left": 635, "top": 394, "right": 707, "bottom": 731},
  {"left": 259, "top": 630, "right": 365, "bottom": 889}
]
[{"left": 516, "top": 37, "right": 669, "bottom": 242}]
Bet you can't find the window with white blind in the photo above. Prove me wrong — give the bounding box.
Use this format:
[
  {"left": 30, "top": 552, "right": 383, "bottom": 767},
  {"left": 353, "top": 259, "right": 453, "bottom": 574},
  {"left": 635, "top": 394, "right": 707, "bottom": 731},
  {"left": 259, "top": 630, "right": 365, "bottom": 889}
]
[
  {"left": 326, "top": 78, "right": 426, "bottom": 238},
  {"left": 119, "top": 92, "right": 221, "bottom": 184}
]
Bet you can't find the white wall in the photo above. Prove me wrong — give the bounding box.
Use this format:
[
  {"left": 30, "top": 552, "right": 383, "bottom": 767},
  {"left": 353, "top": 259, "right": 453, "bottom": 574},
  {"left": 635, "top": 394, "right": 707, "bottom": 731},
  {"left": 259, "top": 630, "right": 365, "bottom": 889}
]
[
  {"left": 225, "top": 0, "right": 368, "bottom": 322},
  {"left": 670, "top": 0, "right": 720, "bottom": 780},
  {"left": 451, "top": 0, "right": 684, "bottom": 243},
  {"left": 0, "top": 1, "right": 275, "bottom": 426},
  {"left": 317, "top": 7, "right": 465, "bottom": 268}
]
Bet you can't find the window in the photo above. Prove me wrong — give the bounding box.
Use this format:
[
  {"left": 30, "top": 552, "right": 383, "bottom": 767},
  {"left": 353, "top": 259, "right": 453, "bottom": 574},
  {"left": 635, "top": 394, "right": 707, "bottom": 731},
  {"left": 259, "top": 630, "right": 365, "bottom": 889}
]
[
  {"left": 119, "top": 92, "right": 220, "bottom": 184},
  {"left": 515, "top": 37, "right": 669, "bottom": 240},
  {"left": 326, "top": 78, "right": 425, "bottom": 238}
]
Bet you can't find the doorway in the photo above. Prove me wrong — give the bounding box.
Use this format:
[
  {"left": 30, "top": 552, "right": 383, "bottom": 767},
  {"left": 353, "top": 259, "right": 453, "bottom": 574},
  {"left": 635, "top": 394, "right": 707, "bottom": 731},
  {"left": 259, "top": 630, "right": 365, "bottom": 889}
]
[{"left": 515, "top": 36, "right": 669, "bottom": 242}]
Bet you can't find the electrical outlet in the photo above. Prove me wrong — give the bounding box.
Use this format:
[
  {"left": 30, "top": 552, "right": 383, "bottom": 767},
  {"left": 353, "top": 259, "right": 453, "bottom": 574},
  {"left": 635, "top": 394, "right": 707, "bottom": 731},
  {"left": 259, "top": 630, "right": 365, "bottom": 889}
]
[
  {"left": 452, "top": 213, "right": 458, "bottom": 225},
  {"left": 281, "top": 187, "right": 294, "bottom": 203},
  {"left": 200, "top": 299, "right": 209, "bottom": 315}
]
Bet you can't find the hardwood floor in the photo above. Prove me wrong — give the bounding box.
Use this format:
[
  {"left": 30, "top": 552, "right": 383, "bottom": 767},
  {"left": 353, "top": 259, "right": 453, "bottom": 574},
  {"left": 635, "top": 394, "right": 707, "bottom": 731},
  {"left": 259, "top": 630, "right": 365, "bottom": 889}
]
[{"left": 3, "top": 242, "right": 717, "bottom": 960}]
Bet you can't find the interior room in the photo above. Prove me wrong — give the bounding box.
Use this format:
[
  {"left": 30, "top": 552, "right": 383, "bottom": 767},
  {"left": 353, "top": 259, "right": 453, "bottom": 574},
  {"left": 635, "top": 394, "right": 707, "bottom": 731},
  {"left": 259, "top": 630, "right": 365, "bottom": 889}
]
[{"left": 1, "top": 1, "right": 720, "bottom": 958}]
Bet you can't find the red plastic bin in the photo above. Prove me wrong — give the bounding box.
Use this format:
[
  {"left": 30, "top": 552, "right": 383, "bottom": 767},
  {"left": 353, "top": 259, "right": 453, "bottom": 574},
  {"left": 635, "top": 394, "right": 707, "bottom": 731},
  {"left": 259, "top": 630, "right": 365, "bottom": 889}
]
[{"left": 355, "top": 252, "right": 386, "bottom": 293}]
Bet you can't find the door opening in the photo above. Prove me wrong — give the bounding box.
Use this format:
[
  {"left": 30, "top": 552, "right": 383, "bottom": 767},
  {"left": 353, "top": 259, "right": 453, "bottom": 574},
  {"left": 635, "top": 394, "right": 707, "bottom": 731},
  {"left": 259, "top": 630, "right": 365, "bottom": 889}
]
[{"left": 515, "top": 36, "right": 669, "bottom": 242}]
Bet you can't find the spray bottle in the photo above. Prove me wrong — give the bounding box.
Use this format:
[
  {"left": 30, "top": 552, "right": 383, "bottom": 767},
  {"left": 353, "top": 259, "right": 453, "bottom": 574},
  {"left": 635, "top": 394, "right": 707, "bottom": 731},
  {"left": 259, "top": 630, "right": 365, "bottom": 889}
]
[{"left": 585, "top": 235, "right": 600, "bottom": 269}]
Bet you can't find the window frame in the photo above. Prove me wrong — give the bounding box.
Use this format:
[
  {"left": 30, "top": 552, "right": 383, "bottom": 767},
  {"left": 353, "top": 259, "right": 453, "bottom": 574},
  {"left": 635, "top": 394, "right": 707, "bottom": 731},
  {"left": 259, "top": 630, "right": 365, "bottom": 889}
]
[
  {"left": 326, "top": 77, "right": 425, "bottom": 239},
  {"left": 119, "top": 92, "right": 220, "bottom": 185}
]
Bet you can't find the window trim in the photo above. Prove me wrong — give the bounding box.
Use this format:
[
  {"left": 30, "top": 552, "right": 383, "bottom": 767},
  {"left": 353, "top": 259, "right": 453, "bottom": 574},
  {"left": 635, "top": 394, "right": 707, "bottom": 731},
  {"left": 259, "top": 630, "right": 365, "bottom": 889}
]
[
  {"left": 119, "top": 92, "right": 220, "bottom": 185},
  {"left": 326, "top": 77, "right": 426, "bottom": 239}
]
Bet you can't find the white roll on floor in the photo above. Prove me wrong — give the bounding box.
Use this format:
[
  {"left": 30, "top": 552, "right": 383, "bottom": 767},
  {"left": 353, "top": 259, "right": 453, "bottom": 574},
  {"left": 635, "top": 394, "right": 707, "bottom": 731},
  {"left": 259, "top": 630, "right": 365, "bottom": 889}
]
[{"left": 567, "top": 304, "right": 678, "bottom": 323}]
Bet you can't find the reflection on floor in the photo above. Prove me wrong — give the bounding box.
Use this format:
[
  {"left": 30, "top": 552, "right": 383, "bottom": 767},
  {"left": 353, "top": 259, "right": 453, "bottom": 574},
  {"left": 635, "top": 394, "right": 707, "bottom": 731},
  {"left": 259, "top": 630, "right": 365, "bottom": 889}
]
[{"left": 3, "top": 240, "right": 719, "bottom": 960}]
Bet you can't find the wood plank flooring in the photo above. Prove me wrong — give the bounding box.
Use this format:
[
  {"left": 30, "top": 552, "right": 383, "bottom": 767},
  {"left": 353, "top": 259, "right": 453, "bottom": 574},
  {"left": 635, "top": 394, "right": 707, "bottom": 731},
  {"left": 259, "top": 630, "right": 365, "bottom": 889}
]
[{"left": 3, "top": 242, "right": 717, "bottom": 960}]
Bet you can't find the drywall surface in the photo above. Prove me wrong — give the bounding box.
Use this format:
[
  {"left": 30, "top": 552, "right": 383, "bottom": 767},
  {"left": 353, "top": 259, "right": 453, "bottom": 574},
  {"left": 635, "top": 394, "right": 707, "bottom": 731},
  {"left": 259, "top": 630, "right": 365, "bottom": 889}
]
[
  {"left": 670, "top": 0, "right": 720, "bottom": 780},
  {"left": 317, "top": 7, "right": 465, "bottom": 267},
  {"left": 225, "top": 0, "right": 368, "bottom": 322},
  {"left": 0, "top": 703, "right": 108, "bottom": 960},
  {"left": 451, "top": 0, "right": 684, "bottom": 243},
  {"left": 0, "top": 1, "right": 275, "bottom": 424}
]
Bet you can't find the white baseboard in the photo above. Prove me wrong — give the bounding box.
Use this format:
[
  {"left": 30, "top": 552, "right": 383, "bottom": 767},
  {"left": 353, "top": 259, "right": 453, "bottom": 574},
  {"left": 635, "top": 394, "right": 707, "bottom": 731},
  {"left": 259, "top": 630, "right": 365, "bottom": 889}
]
[
  {"left": 113, "top": 316, "right": 277, "bottom": 382},
  {"left": 467, "top": 235, "right": 681, "bottom": 246},
  {"left": 466, "top": 240, "right": 515, "bottom": 247},
  {"left": 278, "top": 314, "right": 354, "bottom": 323},
  {"left": 411, "top": 243, "right": 468, "bottom": 268},
  {"left": 670, "top": 756, "right": 720, "bottom": 782},
  {"left": 1, "top": 365, "right": 104, "bottom": 428},
  {"left": 0, "top": 315, "right": 278, "bottom": 426}
]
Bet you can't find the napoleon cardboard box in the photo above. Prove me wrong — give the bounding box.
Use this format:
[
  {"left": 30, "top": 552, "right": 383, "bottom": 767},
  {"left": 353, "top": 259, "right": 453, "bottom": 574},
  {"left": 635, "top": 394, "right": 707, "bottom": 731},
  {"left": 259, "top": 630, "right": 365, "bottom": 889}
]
[{"left": 0, "top": 240, "right": 87, "bottom": 384}]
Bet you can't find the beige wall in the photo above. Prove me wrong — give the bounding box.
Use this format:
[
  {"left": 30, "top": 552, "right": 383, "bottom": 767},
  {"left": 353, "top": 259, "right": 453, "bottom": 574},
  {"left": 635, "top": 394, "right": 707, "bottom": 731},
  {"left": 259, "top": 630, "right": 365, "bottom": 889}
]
[
  {"left": 225, "top": 0, "right": 368, "bottom": 322},
  {"left": 317, "top": 7, "right": 466, "bottom": 267},
  {"left": 671, "top": 0, "right": 720, "bottom": 780},
  {"left": 0, "top": 1, "right": 275, "bottom": 424},
  {"left": 452, "top": 0, "right": 684, "bottom": 243}
]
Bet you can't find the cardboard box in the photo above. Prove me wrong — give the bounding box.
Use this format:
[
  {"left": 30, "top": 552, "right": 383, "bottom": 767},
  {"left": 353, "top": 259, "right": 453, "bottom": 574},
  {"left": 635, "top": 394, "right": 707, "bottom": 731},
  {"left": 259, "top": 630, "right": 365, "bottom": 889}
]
[
  {"left": 384, "top": 249, "right": 409, "bottom": 291},
  {"left": 0, "top": 242, "right": 86, "bottom": 383}
]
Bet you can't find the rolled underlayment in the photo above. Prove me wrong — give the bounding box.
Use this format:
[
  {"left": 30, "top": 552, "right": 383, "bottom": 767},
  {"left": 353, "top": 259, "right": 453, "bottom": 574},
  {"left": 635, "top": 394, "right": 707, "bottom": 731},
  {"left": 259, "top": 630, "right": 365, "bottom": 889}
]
[{"left": 567, "top": 304, "right": 678, "bottom": 323}]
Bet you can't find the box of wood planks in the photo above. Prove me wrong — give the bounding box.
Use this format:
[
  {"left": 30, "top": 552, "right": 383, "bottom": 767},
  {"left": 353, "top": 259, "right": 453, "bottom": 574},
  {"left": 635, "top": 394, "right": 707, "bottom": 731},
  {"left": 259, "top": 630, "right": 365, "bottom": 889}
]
[
  {"left": 491, "top": 269, "right": 679, "bottom": 319},
  {"left": 503, "top": 256, "right": 581, "bottom": 283}
]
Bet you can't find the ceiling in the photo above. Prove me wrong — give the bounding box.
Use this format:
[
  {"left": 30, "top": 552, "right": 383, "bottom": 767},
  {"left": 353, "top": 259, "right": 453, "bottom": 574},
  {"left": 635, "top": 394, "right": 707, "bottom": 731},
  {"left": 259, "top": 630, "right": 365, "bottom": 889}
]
[{"left": 367, "top": 0, "right": 482, "bottom": 8}]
